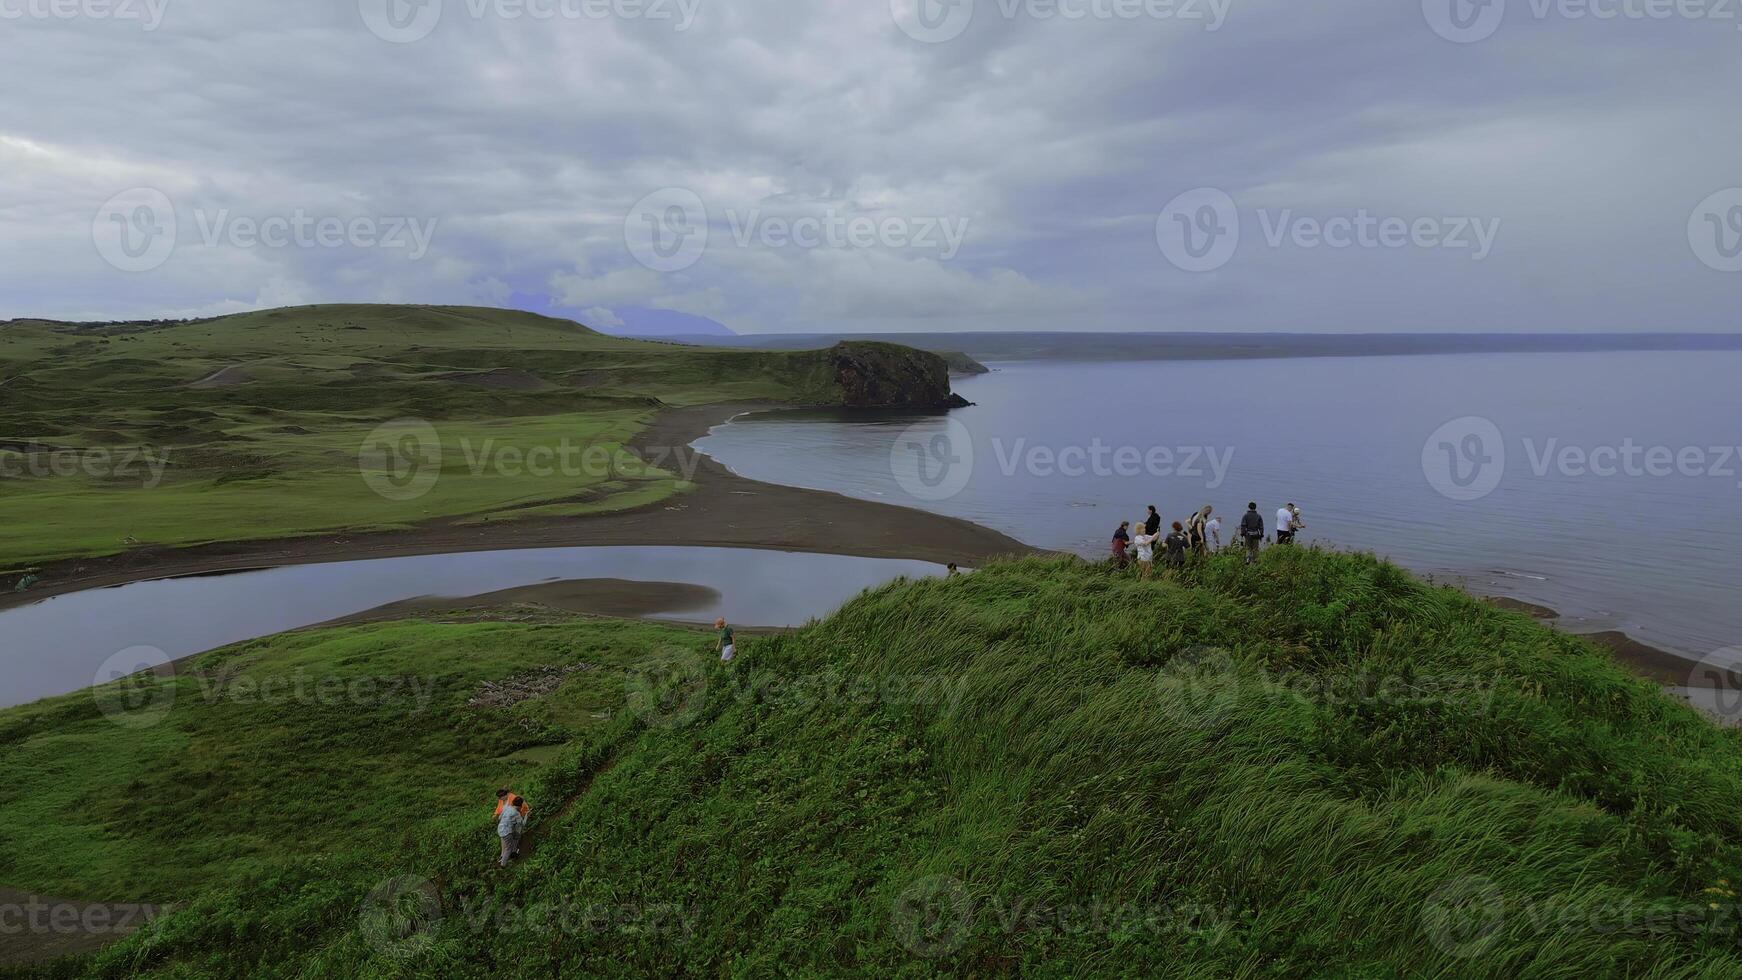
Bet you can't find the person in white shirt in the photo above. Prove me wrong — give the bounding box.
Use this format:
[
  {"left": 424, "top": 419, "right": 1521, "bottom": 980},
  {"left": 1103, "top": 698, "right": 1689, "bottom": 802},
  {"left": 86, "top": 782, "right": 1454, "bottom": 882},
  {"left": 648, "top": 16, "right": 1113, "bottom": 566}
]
[
  {"left": 1205, "top": 514, "right": 1223, "bottom": 551},
  {"left": 1276, "top": 504, "right": 1297, "bottom": 544},
  {"left": 1132, "top": 520, "right": 1158, "bottom": 580}
]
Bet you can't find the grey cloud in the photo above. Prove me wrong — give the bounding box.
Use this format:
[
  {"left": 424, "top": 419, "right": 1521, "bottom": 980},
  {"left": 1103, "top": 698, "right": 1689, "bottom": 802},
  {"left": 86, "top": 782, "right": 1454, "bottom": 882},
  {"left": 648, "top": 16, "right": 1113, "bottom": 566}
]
[{"left": 1, "top": 0, "right": 1738, "bottom": 331}]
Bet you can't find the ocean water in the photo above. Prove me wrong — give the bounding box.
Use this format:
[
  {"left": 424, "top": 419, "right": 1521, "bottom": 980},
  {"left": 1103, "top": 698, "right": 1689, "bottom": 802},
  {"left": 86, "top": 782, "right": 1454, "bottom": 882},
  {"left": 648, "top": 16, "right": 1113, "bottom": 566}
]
[{"left": 694, "top": 352, "right": 1742, "bottom": 663}]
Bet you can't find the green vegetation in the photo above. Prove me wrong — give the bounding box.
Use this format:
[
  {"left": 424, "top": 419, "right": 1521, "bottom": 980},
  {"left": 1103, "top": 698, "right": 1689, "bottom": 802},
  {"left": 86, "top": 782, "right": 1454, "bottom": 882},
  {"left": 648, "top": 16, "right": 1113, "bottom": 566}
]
[
  {"left": 5, "top": 547, "right": 1742, "bottom": 977},
  {"left": 0, "top": 614, "right": 692, "bottom": 904},
  {"left": 0, "top": 305, "right": 960, "bottom": 572}
]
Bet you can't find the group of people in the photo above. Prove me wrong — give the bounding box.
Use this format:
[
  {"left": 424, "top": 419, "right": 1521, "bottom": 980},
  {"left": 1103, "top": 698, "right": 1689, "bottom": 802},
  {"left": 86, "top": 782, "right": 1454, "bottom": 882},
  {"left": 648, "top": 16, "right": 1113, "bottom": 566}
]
[
  {"left": 484, "top": 505, "right": 1309, "bottom": 865},
  {"left": 1112, "top": 501, "right": 1306, "bottom": 576}
]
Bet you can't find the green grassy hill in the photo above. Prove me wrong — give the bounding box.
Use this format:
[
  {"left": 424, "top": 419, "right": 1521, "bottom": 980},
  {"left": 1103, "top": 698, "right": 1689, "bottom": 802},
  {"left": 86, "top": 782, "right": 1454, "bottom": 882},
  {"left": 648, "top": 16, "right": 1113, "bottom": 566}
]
[
  {"left": 6, "top": 548, "right": 1741, "bottom": 977},
  {"left": 0, "top": 305, "right": 960, "bottom": 571}
]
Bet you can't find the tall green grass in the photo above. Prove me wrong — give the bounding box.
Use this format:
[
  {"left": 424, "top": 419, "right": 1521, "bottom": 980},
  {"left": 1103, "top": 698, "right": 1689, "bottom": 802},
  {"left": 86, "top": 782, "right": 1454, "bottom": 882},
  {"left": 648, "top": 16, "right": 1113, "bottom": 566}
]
[{"left": 9, "top": 548, "right": 1742, "bottom": 977}]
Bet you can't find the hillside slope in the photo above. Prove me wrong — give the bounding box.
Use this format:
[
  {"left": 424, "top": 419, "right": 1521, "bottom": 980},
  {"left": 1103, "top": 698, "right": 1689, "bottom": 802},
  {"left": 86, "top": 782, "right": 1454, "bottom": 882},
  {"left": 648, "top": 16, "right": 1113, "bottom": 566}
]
[
  {"left": 0, "top": 305, "right": 967, "bottom": 569},
  {"left": 15, "top": 549, "right": 1742, "bottom": 977}
]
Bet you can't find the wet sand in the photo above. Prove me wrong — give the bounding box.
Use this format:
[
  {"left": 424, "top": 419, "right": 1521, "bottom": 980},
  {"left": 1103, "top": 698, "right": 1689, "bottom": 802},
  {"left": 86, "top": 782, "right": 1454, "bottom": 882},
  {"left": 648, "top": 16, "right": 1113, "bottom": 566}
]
[
  {"left": 1482, "top": 596, "right": 1706, "bottom": 687},
  {"left": 1482, "top": 595, "right": 1560, "bottom": 620},
  {"left": 0, "top": 402, "right": 1035, "bottom": 613},
  {"left": 316, "top": 578, "right": 722, "bottom": 627},
  {"left": 0, "top": 402, "right": 1703, "bottom": 693},
  {"left": 1581, "top": 630, "right": 1709, "bottom": 687}
]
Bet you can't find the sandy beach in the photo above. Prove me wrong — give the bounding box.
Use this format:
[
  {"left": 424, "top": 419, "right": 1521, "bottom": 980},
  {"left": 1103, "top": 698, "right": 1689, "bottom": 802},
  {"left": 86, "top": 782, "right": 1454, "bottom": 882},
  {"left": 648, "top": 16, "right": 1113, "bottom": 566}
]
[
  {"left": 0, "top": 403, "right": 1034, "bottom": 615},
  {"left": 0, "top": 402, "right": 1709, "bottom": 694}
]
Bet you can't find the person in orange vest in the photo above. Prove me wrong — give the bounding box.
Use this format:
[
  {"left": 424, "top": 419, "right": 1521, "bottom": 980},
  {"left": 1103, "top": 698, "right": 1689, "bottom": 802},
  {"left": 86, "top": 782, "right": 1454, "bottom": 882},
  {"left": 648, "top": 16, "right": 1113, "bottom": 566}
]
[
  {"left": 496, "top": 795, "right": 526, "bottom": 868},
  {"left": 493, "top": 790, "right": 530, "bottom": 864},
  {"left": 493, "top": 788, "right": 530, "bottom": 820}
]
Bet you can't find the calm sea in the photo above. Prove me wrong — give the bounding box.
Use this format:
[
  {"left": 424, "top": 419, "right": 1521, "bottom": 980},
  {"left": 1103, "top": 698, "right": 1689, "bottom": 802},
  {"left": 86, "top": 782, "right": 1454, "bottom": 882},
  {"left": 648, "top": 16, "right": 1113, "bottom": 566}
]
[{"left": 694, "top": 352, "right": 1742, "bottom": 662}]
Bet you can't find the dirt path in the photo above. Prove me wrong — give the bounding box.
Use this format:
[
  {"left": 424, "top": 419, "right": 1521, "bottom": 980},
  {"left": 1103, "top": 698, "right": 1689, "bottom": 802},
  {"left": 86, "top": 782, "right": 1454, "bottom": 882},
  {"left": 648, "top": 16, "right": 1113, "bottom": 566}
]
[
  {"left": 509, "top": 755, "right": 624, "bottom": 865},
  {"left": 0, "top": 402, "right": 1038, "bottom": 613}
]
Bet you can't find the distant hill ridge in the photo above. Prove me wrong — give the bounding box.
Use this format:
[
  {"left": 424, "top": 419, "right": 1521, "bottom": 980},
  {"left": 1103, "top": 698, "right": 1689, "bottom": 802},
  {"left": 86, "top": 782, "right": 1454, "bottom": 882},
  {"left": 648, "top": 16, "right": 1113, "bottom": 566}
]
[{"left": 682, "top": 330, "right": 1742, "bottom": 362}]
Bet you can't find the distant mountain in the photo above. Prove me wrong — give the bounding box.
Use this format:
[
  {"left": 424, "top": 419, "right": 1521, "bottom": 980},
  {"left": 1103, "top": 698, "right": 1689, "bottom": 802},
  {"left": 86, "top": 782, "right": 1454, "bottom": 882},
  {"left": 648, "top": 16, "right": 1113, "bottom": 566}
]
[
  {"left": 692, "top": 331, "right": 1742, "bottom": 363},
  {"left": 587, "top": 307, "right": 736, "bottom": 338}
]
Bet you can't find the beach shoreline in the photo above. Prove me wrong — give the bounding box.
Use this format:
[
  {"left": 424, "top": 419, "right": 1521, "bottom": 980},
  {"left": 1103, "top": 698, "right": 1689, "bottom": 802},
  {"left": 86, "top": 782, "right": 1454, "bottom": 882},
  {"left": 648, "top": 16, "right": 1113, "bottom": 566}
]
[
  {"left": 0, "top": 402, "right": 1709, "bottom": 695},
  {"left": 0, "top": 402, "right": 1033, "bottom": 615}
]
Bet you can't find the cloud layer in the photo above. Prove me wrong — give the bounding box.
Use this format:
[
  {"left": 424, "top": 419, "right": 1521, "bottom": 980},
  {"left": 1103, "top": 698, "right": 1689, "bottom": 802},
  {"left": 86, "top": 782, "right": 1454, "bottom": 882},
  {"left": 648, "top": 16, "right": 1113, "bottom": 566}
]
[{"left": 3, "top": 0, "right": 1739, "bottom": 332}]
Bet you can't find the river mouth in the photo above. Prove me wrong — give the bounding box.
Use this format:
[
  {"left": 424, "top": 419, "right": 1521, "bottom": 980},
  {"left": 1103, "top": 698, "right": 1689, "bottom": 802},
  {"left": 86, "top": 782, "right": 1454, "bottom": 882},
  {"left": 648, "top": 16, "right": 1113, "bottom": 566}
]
[{"left": 0, "top": 546, "right": 945, "bottom": 709}]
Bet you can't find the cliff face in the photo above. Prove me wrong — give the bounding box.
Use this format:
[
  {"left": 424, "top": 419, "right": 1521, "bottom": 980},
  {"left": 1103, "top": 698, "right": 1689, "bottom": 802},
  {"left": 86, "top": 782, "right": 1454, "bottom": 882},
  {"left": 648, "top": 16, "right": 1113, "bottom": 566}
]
[{"left": 808, "top": 341, "right": 971, "bottom": 409}]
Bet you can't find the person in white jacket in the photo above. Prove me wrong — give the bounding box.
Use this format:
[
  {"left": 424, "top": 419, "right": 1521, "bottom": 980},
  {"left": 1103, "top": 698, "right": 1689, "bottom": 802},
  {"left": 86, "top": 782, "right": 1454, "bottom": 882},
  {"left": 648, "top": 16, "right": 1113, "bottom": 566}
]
[{"left": 497, "top": 795, "right": 527, "bottom": 868}]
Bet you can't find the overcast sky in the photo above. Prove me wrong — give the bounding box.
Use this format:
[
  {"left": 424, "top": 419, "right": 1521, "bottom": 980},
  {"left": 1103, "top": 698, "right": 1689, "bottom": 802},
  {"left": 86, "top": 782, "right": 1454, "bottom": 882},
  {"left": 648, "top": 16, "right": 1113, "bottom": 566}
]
[{"left": 3, "top": 0, "right": 1739, "bottom": 333}]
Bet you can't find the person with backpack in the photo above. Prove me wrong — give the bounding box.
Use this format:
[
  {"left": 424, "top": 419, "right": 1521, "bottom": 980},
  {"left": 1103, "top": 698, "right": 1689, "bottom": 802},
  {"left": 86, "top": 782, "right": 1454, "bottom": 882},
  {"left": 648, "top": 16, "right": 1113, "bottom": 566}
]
[
  {"left": 1187, "top": 505, "right": 1213, "bottom": 555},
  {"left": 496, "top": 794, "right": 527, "bottom": 868},
  {"left": 491, "top": 789, "right": 531, "bottom": 862},
  {"left": 1240, "top": 502, "right": 1265, "bottom": 565},
  {"left": 492, "top": 788, "right": 530, "bottom": 821}
]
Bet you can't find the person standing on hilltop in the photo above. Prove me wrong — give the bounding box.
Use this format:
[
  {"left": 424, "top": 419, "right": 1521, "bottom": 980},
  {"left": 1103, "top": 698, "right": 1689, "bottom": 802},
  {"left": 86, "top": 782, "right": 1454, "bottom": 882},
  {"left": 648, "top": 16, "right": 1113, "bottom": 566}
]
[
  {"left": 716, "top": 617, "right": 737, "bottom": 663},
  {"left": 1205, "top": 511, "right": 1224, "bottom": 552},
  {"left": 1187, "top": 505, "right": 1213, "bottom": 555},
  {"left": 1132, "top": 520, "right": 1159, "bottom": 580},
  {"left": 1240, "top": 503, "right": 1265, "bottom": 565},
  {"left": 1144, "top": 505, "right": 1161, "bottom": 538},
  {"left": 1112, "top": 521, "right": 1131, "bottom": 569},
  {"left": 1289, "top": 504, "right": 1306, "bottom": 540},
  {"left": 1276, "top": 503, "right": 1297, "bottom": 545},
  {"left": 1163, "top": 521, "right": 1191, "bottom": 573}
]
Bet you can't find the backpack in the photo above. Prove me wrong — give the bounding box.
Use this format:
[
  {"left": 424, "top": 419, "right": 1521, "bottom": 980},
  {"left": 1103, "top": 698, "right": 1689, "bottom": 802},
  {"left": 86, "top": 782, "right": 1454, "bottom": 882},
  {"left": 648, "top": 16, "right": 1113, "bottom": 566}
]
[{"left": 1240, "top": 511, "right": 1264, "bottom": 539}]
